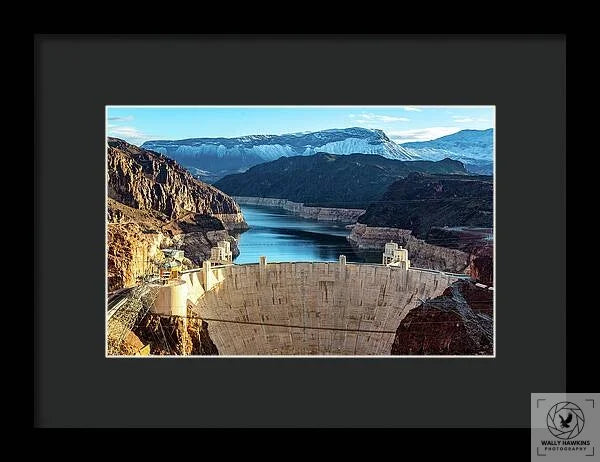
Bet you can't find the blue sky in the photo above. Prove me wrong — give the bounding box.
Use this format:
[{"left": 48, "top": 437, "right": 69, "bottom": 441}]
[{"left": 107, "top": 106, "right": 494, "bottom": 146}]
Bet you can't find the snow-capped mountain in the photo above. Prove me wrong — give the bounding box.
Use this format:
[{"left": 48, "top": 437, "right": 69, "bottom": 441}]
[
  {"left": 141, "top": 127, "right": 417, "bottom": 183},
  {"left": 400, "top": 129, "right": 493, "bottom": 174}
]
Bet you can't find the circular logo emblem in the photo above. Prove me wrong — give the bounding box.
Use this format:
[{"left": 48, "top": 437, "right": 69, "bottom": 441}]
[{"left": 546, "top": 401, "right": 585, "bottom": 439}]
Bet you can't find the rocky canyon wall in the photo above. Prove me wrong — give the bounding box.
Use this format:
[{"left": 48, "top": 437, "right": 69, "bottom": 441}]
[
  {"left": 107, "top": 138, "right": 247, "bottom": 292},
  {"left": 107, "top": 198, "right": 173, "bottom": 291},
  {"left": 391, "top": 280, "right": 493, "bottom": 355},
  {"left": 347, "top": 224, "right": 471, "bottom": 273},
  {"left": 108, "top": 138, "right": 246, "bottom": 230},
  {"left": 468, "top": 245, "right": 494, "bottom": 286},
  {"left": 133, "top": 312, "right": 219, "bottom": 355},
  {"left": 107, "top": 199, "right": 242, "bottom": 291},
  {"left": 107, "top": 222, "right": 168, "bottom": 292}
]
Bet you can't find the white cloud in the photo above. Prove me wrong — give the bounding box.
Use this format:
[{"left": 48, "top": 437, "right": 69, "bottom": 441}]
[
  {"left": 452, "top": 116, "right": 489, "bottom": 123},
  {"left": 107, "top": 126, "right": 156, "bottom": 144},
  {"left": 402, "top": 106, "right": 422, "bottom": 112},
  {"left": 350, "top": 112, "right": 410, "bottom": 123},
  {"left": 108, "top": 115, "right": 134, "bottom": 122},
  {"left": 389, "top": 127, "right": 461, "bottom": 144}
]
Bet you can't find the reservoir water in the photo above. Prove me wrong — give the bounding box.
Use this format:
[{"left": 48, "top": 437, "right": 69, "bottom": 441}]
[{"left": 233, "top": 204, "right": 374, "bottom": 264}]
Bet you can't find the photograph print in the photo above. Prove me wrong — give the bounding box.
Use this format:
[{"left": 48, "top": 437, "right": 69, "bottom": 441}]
[{"left": 106, "top": 105, "right": 494, "bottom": 357}]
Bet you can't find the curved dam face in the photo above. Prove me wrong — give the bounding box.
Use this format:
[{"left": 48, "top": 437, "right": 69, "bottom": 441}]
[{"left": 189, "top": 262, "right": 460, "bottom": 355}]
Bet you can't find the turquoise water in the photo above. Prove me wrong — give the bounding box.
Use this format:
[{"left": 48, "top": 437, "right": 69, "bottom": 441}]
[{"left": 234, "top": 204, "right": 371, "bottom": 264}]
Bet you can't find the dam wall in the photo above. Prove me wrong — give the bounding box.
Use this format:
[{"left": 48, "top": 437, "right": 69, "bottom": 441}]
[
  {"left": 190, "top": 261, "right": 460, "bottom": 355},
  {"left": 234, "top": 196, "right": 365, "bottom": 223}
]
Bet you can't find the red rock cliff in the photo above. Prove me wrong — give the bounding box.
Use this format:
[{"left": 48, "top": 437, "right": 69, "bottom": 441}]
[{"left": 391, "top": 280, "right": 493, "bottom": 355}]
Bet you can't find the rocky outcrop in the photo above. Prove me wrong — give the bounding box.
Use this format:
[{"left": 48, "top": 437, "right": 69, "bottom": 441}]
[
  {"left": 190, "top": 320, "right": 219, "bottom": 355},
  {"left": 107, "top": 199, "right": 173, "bottom": 291},
  {"left": 108, "top": 323, "right": 147, "bottom": 355},
  {"left": 107, "top": 138, "right": 247, "bottom": 291},
  {"left": 347, "top": 224, "right": 470, "bottom": 273},
  {"left": 468, "top": 245, "right": 493, "bottom": 286},
  {"left": 107, "top": 137, "right": 247, "bottom": 231},
  {"left": 391, "top": 280, "right": 493, "bottom": 355},
  {"left": 133, "top": 311, "right": 219, "bottom": 355},
  {"left": 234, "top": 196, "right": 365, "bottom": 223},
  {"left": 171, "top": 227, "right": 239, "bottom": 267},
  {"left": 107, "top": 199, "right": 240, "bottom": 291},
  {"left": 107, "top": 220, "right": 168, "bottom": 292}
]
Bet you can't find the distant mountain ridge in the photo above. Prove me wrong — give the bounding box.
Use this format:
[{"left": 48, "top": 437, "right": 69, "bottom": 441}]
[
  {"left": 401, "top": 128, "right": 493, "bottom": 174},
  {"left": 213, "top": 153, "right": 467, "bottom": 209},
  {"left": 141, "top": 127, "right": 417, "bottom": 183},
  {"left": 141, "top": 127, "right": 494, "bottom": 181}
]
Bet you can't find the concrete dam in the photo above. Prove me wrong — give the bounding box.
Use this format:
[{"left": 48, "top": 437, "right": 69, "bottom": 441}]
[{"left": 150, "top": 258, "right": 462, "bottom": 355}]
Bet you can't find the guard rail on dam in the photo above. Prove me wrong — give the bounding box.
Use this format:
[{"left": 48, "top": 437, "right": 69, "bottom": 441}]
[{"left": 144, "top": 259, "right": 467, "bottom": 355}]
